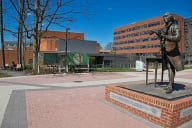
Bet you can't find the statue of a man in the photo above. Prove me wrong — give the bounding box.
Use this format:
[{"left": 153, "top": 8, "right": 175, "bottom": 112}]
[{"left": 160, "top": 12, "right": 184, "bottom": 93}]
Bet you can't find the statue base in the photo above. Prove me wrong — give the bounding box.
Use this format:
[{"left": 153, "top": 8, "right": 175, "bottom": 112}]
[{"left": 105, "top": 81, "right": 192, "bottom": 128}]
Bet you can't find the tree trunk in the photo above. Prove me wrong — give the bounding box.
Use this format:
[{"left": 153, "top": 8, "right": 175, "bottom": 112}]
[
  {"left": 0, "top": 0, "right": 5, "bottom": 68},
  {"left": 33, "top": 43, "right": 38, "bottom": 71},
  {"left": 17, "top": 0, "right": 24, "bottom": 68},
  {"left": 32, "top": 0, "right": 39, "bottom": 73}
]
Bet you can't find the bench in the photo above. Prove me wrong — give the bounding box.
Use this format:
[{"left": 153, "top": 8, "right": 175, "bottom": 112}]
[
  {"left": 5, "top": 64, "right": 10, "bottom": 69},
  {"left": 15, "top": 64, "right": 22, "bottom": 71}
]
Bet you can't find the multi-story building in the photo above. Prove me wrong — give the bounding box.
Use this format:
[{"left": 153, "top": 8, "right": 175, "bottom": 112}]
[
  {"left": 113, "top": 14, "right": 185, "bottom": 58},
  {"left": 184, "top": 18, "right": 192, "bottom": 64}
]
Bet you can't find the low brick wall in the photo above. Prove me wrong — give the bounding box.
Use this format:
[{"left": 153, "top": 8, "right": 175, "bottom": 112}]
[{"left": 105, "top": 85, "right": 192, "bottom": 128}]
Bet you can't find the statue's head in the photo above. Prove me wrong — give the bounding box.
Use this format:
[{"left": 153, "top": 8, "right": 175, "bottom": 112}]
[{"left": 163, "top": 12, "right": 175, "bottom": 25}]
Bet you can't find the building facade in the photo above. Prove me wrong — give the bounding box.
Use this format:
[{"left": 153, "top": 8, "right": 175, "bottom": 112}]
[
  {"left": 57, "top": 39, "right": 100, "bottom": 54},
  {"left": 40, "top": 30, "right": 100, "bottom": 54},
  {"left": 0, "top": 30, "right": 100, "bottom": 68},
  {"left": 113, "top": 14, "right": 185, "bottom": 57},
  {"left": 0, "top": 49, "right": 33, "bottom": 67},
  {"left": 184, "top": 18, "right": 192, "bottom": 64},
  {"left": 40, "top": 30, "right": 85, "bottom": 51}
]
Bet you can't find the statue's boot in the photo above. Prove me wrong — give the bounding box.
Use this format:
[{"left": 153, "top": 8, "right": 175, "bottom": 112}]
[
  {"left": 165, "top": 67, "right": 175, "bottom": 94},
  {"left": 165, "top": 84, "right": 173, "bottom": 94}
]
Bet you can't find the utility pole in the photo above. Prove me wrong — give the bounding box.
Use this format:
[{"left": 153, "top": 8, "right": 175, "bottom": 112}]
[
  {"left": 65, "top": 28, "right": 70, "bottom": 73},
  {"left": 0, "top": 0, "right": 5, "bottom": 68}
]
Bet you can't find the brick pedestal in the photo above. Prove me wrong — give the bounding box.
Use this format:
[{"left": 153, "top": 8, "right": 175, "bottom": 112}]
[{"left": 105, "top": 85, "right": 192, "bottom": 128}]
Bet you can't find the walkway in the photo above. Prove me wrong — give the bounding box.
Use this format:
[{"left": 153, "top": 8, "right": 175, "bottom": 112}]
[{"left": 0, "top": 69, "right": 192, "bottom": 128}]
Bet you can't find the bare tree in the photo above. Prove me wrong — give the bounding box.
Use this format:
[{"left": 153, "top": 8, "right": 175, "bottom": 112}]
[
  {"left": 9, "top": 0, "right": 90, "bottom": 73},
  {"left": 104, "top": 42, "right": 113, "bottom": 50},
  {"left": 8, "top": 0, "right": 27, "bottom": 69},
  {"left": 28, "top": 0, "right": 75, "bottom": 72},
  {"left": 17, "top": 0, "right": 25, "bottom": 68}
]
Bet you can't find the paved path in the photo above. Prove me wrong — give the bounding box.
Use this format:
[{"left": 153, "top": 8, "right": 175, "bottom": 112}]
[{"left": 0, "top": 69, "right": 192, "bottom": 128}]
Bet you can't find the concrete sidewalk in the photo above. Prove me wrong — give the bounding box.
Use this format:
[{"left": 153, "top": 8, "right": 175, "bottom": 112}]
[
  {"left": 0, "top": 69, "right": 29, "bottom": 77},
  {"left": 0, "top": 69, "right": 192, "bottom": 128}
]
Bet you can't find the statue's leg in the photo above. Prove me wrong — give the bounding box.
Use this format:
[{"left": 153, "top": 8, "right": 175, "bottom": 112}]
[{"left": 166, "top": 61, "right": 175, "bottom": 93}]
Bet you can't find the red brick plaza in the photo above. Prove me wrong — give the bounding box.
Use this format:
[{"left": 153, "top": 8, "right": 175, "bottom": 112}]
[{"left": 0, "top": 70, "right": 192, "bottom": 128}]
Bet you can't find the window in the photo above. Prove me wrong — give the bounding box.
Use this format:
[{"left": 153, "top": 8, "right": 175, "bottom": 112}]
[
  {"left": 154, "top": 44, "right": 160, "bottom": 48},
  {"left": 151, "top": 36, "right": 159, "bottom": 41},
  {"left": 135, "top": 39, "right": 140, "bottom": 43},
  {"left": 148, "top": 21, "right": 160, "bottom": 27},
  {"left": 143, "top": 38, "right": 149, "bottom": 42}
]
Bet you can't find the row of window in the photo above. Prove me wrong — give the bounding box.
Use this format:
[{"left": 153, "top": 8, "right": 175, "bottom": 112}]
[
  {"left": 114, "top": 29, "right": 162, "bottom": 40},
  {"left": 114, "top": 21, "right": 163, "bottom": 35},
  {"left": 115, "top": 44, "right": 161, "bottom": 50},
  {"left": 114, "top": 36, "right": 159, "bottom": 45}
]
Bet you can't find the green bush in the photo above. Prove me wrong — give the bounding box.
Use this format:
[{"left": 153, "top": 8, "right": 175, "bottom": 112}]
[
  {"left": 0, "top": 73, "right": 11, "bottom": 78},
  {"left": 25, "top": 64, "right": 33, "bottom": 70}
]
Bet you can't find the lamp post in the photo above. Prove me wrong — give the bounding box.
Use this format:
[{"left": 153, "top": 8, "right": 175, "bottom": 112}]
[
  {"left": 112, "top": 42, "right": 117, "bottom": 68},
  {"left": 65, "top": 28, "right": 70, "bottom": 73}
]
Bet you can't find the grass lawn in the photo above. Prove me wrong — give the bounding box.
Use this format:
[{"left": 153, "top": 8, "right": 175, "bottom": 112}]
[{"left": 0, "top": 72, "right": 11, "bottom": 78}]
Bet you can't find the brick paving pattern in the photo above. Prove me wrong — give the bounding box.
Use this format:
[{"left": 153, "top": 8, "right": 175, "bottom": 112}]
[
  {"left": 0, "top": 69, "right": 192, "bottom": 128},
  {"left": 26, "top": 87, "right": 151, "bottom": 128}
]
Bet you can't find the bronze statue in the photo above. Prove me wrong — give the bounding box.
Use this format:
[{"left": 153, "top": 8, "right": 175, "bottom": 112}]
[{"left": 150, "top": 12, "right": 184, "bottom": 94}]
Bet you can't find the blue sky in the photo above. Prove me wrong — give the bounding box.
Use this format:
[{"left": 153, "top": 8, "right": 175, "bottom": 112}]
[
  {"left": 67, "top": 0, "right": 192, "bottom": 48},
  {"left": 3, "top": 0, "right": 192, "bottom": 48}
]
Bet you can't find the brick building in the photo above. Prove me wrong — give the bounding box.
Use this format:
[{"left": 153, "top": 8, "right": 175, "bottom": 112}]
[
  {"left": 40, "top": 30, "right": 85, "bottom": 52},
  {"left": 39, "top": 30, "right": 100, "bottom": 54},
  {"left": 113, "top": 14, "right": 185, "bottom": 57},
  {"left": 0, "top": 49, "right": 33, "bottom": 67},
  {"left": 0, "top": 30, "right": 100, "bottom": 67},
  {"left": 184, "top": 18, "right": 192, "bottom": 64}
]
